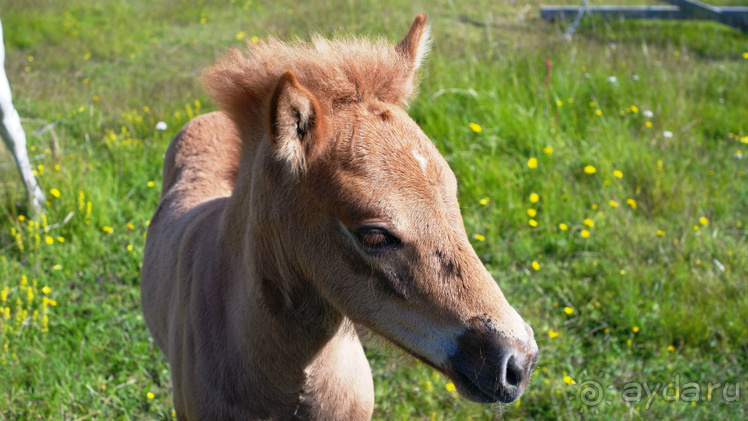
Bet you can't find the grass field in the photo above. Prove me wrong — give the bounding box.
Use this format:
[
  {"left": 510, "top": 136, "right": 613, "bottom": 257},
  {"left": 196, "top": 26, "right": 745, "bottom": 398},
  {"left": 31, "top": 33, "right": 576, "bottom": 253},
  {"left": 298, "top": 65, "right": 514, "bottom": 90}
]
[{"left": 1, "top": 0, "right": 746, "bottom": 419}]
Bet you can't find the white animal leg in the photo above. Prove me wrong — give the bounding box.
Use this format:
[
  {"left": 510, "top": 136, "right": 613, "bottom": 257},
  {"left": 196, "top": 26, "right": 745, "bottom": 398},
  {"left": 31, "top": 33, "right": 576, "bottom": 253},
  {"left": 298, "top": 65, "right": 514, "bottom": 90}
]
[{"left": 0, "top": 18, "right": 45, "bottom": 212}]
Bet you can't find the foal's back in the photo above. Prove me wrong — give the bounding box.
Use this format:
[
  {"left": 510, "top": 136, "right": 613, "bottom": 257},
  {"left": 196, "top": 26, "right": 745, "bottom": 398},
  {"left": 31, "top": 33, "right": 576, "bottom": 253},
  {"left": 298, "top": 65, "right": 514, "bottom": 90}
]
[{"left": 141, "top": 112, "right": 241, "bottom": 350}]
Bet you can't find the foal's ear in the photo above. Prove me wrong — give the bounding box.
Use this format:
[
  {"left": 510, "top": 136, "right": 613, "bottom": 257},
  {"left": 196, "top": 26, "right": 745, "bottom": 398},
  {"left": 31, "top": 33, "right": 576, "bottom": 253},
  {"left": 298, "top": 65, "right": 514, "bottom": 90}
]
[
  {"left": 396, "top": 14, "right": 431, "bottom": 73},
  {"left": 269, "top": 71, "right": 328, "bottom": 178}
]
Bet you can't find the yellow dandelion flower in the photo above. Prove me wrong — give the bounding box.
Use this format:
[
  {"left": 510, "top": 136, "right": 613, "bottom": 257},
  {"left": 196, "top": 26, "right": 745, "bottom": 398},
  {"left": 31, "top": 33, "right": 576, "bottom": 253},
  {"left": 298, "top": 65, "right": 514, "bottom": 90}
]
[
  {"left": 479, "top": 197, "right": 490, "bottom": 206},
  {"left": 50, "top": 188, "right": 61, "bottom": 198},
  {"left": 529, "top": 193, "right": 539, "bottom": 203},
  {"left": 53, "top": 264, "right": 62, "bottom": 270},
  {"left": 424, "top": 381, "right": 433, "bottom": 392},
  {"left": 632, "top": 326, "right": 640, "bottom": 333},
  {"left": 147, "top": 181, "right": 155, "bottom": 187},
  {"left": 251, "top": 35, "right": 259, "bottom": 43},
  {"left": 529, "top": 219, "right": 538, "bottom": 227},
  {"left": 744, "top": 52, "right": 748, "bottom": 59},
  {"left": 609, "top": 200, "right": 619, "bottom": 208},
  {"left": 645, "top": 121, "right": 652, "bottom": 128},
  {"left": 583, "top": 219, "right": 594, "bottom": 227},
  {"left": 57, "top": 236, "right": 65, "bottom": 243},
  {"left": 527, "top": 157, "right": 538, "bottom": 169},
  {"left": 42, "top": 286, "right": 51, "bottom": 294},
  {"left": 473, "top": 234, "right": 485, "bottom": 242},
  {"left": 581, "top": 229, "right": 590, "bottom": 238},
  {"left": 595, "top": 109, "right": 602, "bottom": 116},
  {"left": 631, "top": 105, "right": 639, "bottom": 113},
  {"left": 699, "top": 216, "right": 708, "bottom": 226},
  {"left": 564, "top": 376, "right": 576, "bottom": 385},
  {"left": 103, "top": 226, "right": 114, "bottom": 234},
  {"left": 591, "top": 203, "right": 598, "bottom": 210},
  {"left": 236, "top": 31, "right": 246, "bottom": 40},
  {"left": 613, "top": 170, "right": 623, "bottom": 178},
  {"left": 127, "top": 244, "right": 134, "bottom": 252},
  {"left": 147, "top": 392, "right": 155, "bottom": 399},
  {"left": 127, "top": 223, "right": 135, "bottom": 230},
  {"left": 657, "top": 230, "right": 665, "bottom": 237},
  {"left": 445, "top": 382, "right": 456, "bottom": 392},
  {"left": 584, "top": 165, "right": 596, "bottom": 174},
  {"left": 604, "top": 328, "right": 610, "bottom": 334},
  {"left": 556, "top": 100, "right": 563, "bottom": 107},
  {"left": 559, "top": 223, "right": 568, "bottom": 231},
  {"left": 564, "top": 307, "right": 574, "bottom": 315},
  {"left": 667, "top": 345, "right": 675, "bottom": 352},
  {"left": 45, "top": 236, "right": 54, "bottom": 245},
  {"left": 627, "top": 199, "right": 637, "bottom": 209},
  {"left": 531, "top": 261, "right": 540, "bottom": 271},
  {"left": 693, "top": 224, "right": 700, "bottom": 231},
  {"left": 18, "top": 215, "right": 26, "bottom": 222},
  {"left": 527, "top": 209, "right": 537, "bottom": 217},
  {"left": 589, "top": 101, "right": 595, "bottom": 108},
  {"left": 469, "top": 122, "right": 482, "bottom": 133},
  {"left": 146, "top": 220, "right": 151, "bottom": 226},
  {"left": 548, "top": 329, "right": 559, "bottom": 339},
  {"left": 544, "top": 146, "right": 553, "bottom": 154}
]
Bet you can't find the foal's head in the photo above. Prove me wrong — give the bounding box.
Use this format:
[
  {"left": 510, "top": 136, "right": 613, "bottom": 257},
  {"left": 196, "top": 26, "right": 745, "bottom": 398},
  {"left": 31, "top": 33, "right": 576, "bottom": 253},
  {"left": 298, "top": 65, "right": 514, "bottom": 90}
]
[{"left": 205, "top": 15, "right": 537, "bottom": 404}]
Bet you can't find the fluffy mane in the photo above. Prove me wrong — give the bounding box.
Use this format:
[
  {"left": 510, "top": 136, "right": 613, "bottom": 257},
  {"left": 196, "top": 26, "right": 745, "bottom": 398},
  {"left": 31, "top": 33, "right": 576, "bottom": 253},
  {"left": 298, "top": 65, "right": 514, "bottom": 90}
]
[{"left": 202, "top": 33, "right": 427, "bottom": 143}]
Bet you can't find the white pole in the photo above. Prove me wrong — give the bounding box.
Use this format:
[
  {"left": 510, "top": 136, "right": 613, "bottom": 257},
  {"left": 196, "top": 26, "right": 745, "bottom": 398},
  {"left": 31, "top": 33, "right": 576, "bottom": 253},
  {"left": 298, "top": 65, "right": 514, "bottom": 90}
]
[{"left": 0, "top": 18, "right": 45, "bottom": 213}]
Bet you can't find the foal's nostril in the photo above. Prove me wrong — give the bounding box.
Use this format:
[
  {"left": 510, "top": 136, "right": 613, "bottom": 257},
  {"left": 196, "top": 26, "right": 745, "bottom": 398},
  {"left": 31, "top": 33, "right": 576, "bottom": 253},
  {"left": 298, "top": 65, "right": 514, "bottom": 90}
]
[{"left": 503, "top": 355, "right": 523, "bottom": 388}]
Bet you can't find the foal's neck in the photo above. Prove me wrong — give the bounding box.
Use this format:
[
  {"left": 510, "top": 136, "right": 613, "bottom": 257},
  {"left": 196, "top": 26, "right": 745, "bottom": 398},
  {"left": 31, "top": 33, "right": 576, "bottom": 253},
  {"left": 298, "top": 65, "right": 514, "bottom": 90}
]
[{"left": 218, "top": 168, "right": 366, "bottom": 415}]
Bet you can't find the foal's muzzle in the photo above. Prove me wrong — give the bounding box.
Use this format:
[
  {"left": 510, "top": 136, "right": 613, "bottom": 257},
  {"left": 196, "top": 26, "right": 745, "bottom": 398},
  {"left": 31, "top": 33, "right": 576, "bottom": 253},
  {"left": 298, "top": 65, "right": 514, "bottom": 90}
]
[{"left": 446, "top": 317, "right": 538, "bottom": 403}]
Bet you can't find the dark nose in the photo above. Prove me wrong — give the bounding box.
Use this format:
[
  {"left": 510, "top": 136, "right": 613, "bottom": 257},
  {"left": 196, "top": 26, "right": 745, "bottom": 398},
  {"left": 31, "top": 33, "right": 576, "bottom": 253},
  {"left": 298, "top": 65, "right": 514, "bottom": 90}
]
[
  {"left": 502, "top": 353, "right": 524, "bottom": 388},
  {"left": 447, "top": 318, "right": 538, "bottom": 403},
  {"left": 496, "top": 345, "right": 537, "bottom": 398}
]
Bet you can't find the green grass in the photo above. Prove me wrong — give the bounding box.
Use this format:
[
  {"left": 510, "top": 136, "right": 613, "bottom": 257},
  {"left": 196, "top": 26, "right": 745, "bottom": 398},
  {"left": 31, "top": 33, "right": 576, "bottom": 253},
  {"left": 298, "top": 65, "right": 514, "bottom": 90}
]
[{"left": 1, "top": 0, "right": 746, "bottom": 419}]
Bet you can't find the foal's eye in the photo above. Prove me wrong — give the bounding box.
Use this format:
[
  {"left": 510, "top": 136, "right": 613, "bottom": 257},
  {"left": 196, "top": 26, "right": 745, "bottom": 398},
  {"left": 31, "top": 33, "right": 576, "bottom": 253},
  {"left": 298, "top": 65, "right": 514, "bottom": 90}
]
[{"left": 355, "top": 228, "right": 400, "bottom": 251}]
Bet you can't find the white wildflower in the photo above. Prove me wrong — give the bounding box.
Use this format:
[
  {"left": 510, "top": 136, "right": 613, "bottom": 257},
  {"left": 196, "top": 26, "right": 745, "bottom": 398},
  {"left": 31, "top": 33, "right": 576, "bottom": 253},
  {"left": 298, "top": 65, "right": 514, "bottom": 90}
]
[{"left": 156, "top": 121, "right": 168, "bottom": 131}]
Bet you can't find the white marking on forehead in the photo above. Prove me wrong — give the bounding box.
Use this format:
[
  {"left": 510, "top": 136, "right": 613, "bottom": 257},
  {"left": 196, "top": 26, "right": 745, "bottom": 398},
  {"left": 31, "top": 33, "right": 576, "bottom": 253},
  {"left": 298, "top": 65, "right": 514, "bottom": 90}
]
[{"left": 412, "top": 149, "right": 428, "bottom": 174}]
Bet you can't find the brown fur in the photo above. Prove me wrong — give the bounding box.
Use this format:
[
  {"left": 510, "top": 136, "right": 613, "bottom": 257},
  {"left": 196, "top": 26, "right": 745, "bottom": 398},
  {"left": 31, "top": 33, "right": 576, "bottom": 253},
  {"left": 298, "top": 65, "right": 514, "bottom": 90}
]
[{"left": 142, "top": 15, "right": 537, "bottom": 420}]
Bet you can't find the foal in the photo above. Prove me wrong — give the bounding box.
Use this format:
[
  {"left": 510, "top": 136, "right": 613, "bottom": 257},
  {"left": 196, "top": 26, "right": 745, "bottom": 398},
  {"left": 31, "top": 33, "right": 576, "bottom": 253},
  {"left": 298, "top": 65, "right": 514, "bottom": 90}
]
[{"left": 142, "top": 15, "right": 538, "bottom": 420}]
